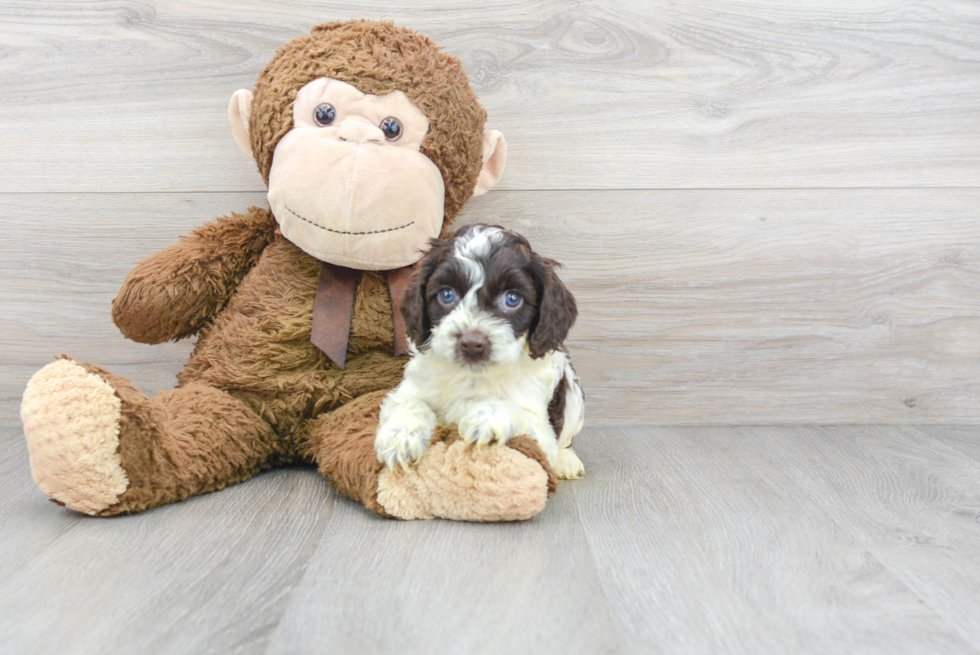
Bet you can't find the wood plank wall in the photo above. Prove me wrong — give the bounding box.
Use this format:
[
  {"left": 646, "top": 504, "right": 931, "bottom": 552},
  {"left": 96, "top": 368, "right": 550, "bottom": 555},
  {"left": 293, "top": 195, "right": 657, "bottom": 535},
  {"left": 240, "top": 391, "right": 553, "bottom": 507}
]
[{"left": 1, "top": 1, "right": 978, "bottom": 425}]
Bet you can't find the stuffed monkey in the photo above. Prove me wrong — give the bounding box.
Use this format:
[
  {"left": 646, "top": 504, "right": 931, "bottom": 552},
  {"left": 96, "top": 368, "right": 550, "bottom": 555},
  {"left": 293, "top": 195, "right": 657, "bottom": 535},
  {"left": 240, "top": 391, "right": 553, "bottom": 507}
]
[{"left": 20, "top": 21, "right": 558, "bottom": 520}]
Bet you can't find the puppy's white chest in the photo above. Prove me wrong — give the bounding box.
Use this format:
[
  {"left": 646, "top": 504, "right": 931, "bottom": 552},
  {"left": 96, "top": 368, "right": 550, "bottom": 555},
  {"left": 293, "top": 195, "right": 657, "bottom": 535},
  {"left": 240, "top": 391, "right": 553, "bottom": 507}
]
[{"left": 413, "top": 352, "right": 560, "bottom": 426}]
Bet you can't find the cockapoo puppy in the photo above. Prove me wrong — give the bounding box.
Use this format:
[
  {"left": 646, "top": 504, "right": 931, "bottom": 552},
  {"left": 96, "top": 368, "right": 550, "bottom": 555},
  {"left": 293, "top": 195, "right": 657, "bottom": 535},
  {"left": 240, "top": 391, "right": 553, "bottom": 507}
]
[{"left": 375, "top": 224, "right": 585, "bottom": 480}]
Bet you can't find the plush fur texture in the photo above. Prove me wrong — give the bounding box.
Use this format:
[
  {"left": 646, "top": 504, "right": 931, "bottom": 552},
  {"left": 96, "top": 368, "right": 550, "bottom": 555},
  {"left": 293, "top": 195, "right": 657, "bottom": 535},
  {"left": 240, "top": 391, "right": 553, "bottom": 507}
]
[
  {"left": 250, "top": 20, "right": 486, "bottom": 227},
  {"left": 20, "top": 22, "right": 556, "bottom": 521},
  {"left": 376, "top": 226, "right": 586, "bottom": 477},
  {"left": 267, "top": 77, "right": 449, "bottom": 270},
  {"left": 21, "top": 358, "right": 128, "bottom": 514},
  {"left": 377, "top": 430, "right": 557, "bottom": 521},
  {"left": 112, "top": 208, "right": 279, "bottom": 344}
]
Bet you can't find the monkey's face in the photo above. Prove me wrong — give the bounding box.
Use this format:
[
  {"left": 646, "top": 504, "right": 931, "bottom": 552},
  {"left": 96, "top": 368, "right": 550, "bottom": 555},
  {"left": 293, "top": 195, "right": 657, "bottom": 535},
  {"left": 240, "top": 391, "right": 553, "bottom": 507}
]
[{"left": 266, "top": 78, "right": 446, "bottom": 270}]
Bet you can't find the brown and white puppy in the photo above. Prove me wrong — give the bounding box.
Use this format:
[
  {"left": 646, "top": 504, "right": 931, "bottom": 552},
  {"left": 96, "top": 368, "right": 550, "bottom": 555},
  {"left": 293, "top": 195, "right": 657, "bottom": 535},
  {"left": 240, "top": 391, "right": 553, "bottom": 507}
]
[{"left": 374, "top": 225, "right": 585, "bottom": 479}]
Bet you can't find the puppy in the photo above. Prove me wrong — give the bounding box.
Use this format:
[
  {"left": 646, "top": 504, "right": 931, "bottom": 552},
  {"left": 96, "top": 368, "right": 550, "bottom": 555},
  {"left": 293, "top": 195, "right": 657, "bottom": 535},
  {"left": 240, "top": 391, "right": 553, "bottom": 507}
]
[{"left": 374, "top": 224, "right": 586, "bottom": 480}]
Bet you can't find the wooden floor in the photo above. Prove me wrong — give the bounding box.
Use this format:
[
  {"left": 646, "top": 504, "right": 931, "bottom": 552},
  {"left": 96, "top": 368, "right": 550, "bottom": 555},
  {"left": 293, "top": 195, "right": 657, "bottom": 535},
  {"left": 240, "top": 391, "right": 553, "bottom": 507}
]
[{"left": 0, "top": 424, "right": 978, "bottom": 654}]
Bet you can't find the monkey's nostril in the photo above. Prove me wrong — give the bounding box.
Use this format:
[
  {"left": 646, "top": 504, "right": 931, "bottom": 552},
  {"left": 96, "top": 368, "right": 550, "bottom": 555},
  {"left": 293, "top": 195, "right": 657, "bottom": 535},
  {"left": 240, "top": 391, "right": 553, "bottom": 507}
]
[{"left": 337, "top": 120, "right": 385, "bottom": 144}]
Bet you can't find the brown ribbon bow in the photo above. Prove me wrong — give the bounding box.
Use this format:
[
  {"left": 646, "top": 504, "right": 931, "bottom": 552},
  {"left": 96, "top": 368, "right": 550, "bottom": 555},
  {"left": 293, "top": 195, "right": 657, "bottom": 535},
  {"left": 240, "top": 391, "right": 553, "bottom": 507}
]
[{"left": 310, "top": 262, "right": 414, "bottom": 369}]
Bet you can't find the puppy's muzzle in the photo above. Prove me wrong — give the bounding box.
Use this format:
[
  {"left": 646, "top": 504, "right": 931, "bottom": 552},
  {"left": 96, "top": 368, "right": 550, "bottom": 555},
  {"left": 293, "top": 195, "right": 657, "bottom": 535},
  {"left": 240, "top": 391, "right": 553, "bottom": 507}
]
[{"left": 457, "top": 330, "right": 491, "bottom": 365}]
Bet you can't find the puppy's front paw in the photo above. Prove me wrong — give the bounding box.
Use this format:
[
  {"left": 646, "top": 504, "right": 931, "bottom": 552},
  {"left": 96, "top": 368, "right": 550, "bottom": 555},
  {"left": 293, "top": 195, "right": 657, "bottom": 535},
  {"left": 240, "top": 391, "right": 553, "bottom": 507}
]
[
  {"left": 554, "top": 447, "right": 585, "bottom": 480},
  {"left": 458, "top": 402, "right": 526, "bottom": 447},
  {"left": 375, "top": 413, "right": 436, "bottom": 469}
]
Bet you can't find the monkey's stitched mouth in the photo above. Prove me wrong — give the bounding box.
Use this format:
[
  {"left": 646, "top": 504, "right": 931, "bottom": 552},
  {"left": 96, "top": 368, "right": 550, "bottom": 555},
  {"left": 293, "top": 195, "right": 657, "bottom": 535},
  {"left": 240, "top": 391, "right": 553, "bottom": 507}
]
[{"left": 284, "top": 206, "right": 415, "bottom": 235}]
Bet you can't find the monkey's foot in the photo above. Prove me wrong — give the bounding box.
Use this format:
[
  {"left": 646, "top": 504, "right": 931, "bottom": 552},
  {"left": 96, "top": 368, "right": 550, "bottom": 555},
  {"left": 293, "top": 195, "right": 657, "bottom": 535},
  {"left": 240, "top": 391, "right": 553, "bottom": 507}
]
[
  {"left": 21, "top": 358, "right": 129, "bottom": 515},
  {"left": 376, "top": 431, "right": 558, "bottom": 521}
]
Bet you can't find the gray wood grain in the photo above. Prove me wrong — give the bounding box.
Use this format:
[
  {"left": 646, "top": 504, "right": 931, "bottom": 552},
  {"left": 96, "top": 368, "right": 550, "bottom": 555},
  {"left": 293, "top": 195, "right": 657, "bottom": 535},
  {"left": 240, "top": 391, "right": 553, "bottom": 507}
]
[
  {"left": 0, "top": 461, "right": 333, "bottom": 655},
  {"left": 566, "top": 427, "right": 974, "bottom": 654},
  {"left": 725, "top": 425, "right": 980, "bottom": 647},
  {"left": 2, "top": 1, "right": 979, "bottom": 192},
  {"left": 910, "top": 425, "right": 980, "bottom": 463},
  {"left": 4, "top": 427, "right": 980, "bottom": 653},
  {"left": 4, "top": 189, "right": 978, "bottom": 426},
  {"left": 479, "top": 188, "right": 980, "bottom": 425},
  {"left": 267, "top": 489, "right": 624, "bottom": 655},
  {"left": 0, "top": 429, "right": 83, "bottom": 587}
]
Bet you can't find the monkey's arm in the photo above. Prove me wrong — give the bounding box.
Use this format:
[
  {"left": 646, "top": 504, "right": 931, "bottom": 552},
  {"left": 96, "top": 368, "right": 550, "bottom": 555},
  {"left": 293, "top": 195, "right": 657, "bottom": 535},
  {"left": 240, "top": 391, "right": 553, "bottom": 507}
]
[{"left": 112, "top": 206, "right": 278, "bottom": 344}]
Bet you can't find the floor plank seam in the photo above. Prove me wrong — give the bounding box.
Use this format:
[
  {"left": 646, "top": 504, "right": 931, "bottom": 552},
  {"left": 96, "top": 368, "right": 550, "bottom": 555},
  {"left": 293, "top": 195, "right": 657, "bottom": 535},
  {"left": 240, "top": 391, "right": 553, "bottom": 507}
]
[
  {"left": 907, "top": 426, "right": 980, "bottom": 469},
  {"left": 860, "top": 541, "right": 980, "bottom": 654},
  {"left": 258, "top": 489, "right": 348, "bottom": 655},
  {"left": 731, "top": 426, "right": 980, "bottom": 651},
  {"left": 247, "top": 477, "right": 341, "bottom": 655},
  {"left": 565, "top": 481, "right": 637, "bottom": 646}
]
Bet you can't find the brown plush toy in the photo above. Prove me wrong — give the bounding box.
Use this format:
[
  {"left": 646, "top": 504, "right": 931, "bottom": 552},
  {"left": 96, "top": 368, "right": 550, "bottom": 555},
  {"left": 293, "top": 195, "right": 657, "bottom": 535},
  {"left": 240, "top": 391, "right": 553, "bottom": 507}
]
[{"left": 20, "top": 20, "right": 558, "bottom": 520}]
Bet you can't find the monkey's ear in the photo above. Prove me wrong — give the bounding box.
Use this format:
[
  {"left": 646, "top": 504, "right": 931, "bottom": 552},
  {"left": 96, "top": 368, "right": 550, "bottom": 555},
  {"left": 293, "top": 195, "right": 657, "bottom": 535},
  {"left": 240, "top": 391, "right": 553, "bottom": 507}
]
[
  {"left": 229, "top": 89, "right": 254, "bottom": 158},
  {"left": 472, "top": 130, "right": 507, "bottom": 198}
]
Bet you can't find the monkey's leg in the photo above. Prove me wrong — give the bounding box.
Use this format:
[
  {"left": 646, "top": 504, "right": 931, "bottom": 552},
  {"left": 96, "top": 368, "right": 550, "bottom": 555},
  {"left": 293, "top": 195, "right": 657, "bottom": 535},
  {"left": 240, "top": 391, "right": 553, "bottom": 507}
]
[
  {"left": 300, "top": 390, "right": 558, "bottom": 521},
  {"left": 22, "top": 358, "right": 279, "bottom": 516}
]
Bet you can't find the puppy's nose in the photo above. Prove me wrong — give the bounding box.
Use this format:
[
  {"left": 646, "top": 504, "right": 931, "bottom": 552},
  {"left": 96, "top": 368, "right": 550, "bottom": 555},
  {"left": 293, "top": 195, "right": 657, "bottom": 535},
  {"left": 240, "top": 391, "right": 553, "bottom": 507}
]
[{"left": 458, "top": 331, "right": 490, "bottom": 362}]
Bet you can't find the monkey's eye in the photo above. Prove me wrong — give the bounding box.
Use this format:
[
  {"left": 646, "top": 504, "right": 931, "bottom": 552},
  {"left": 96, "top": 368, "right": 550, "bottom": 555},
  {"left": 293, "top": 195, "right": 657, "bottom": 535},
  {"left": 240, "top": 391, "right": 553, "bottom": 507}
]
[
  {"left": 380, "top": 117, "right": 402, "bottom": 141},
  {"left": 502, "top": 291, "right": 523, "bottom": 309},
  {"left": 438, "top": 288, "right": 456, "bottom": 305},
  {"left": 314, "top": 103, "right": 336, "bottom": 126}
]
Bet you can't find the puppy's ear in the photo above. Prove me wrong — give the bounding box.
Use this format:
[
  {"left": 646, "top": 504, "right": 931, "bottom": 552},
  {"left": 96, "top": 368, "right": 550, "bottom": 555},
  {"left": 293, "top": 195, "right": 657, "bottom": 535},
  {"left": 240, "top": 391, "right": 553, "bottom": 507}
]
[
  {"left": 401, "top": 240, "right": 446, "bottom": 350},
  {"left": 529, "top": 255, "right": 577, "bottom": 358}
]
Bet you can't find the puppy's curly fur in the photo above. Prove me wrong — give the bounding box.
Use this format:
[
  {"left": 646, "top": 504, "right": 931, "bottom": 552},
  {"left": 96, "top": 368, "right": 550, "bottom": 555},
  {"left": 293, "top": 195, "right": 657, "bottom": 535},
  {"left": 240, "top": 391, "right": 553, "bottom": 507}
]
[{"left": 376, "top": 225, "right": 586, "bottom": 480}]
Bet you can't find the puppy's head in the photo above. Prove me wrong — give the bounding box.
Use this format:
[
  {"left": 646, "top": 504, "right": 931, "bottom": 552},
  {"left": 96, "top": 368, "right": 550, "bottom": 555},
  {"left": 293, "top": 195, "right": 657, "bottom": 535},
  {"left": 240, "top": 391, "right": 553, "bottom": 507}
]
[{"left": 401, "top": 224, "right": 577, "bottom": 368}]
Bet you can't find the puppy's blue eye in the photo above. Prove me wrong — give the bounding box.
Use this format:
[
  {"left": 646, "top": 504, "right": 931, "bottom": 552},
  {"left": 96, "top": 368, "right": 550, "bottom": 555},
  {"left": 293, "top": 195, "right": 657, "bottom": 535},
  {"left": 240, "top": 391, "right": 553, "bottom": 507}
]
[
  {"left": 438, "top": 288, "right": 456, "bottom": 305},
  {"left": 503, "top": 292, "right": 523, "bottom": 308}
]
